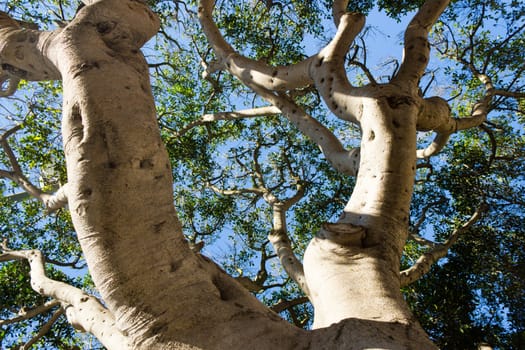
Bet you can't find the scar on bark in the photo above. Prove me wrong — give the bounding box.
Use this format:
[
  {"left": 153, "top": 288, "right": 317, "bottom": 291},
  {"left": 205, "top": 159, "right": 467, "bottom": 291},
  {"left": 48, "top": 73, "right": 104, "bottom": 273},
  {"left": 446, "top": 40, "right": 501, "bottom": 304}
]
[
  {"left": 318, "top": 222, "right": 366, "bottom": 246},
  {"left": 69, "top": 103, "right": 84, "bottom": 141}
]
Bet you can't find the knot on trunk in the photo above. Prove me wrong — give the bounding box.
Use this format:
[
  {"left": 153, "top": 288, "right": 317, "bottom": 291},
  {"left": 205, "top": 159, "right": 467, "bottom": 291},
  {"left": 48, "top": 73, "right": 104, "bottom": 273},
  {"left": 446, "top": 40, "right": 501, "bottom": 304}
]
[{"left": 318, "top": 222, "right": 366, "bottom": 247}]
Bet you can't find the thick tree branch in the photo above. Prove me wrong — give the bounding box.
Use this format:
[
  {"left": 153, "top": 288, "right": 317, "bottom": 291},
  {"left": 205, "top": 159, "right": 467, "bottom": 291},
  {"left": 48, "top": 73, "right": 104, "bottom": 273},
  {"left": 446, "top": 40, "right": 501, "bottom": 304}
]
[
  {"left": 198, "top": 0, "right": 363, "bottom": 176},
  {"left": 273, "top": 95, "right": 360, "bottom": 176},
  {"left": 400, "top": 205, "right": 486, "bottom": 286},
  {"left": 0, "top": 244, "right": 130, "bottom": 349},
  {"left": 311, "top": 12, "right": 365, "bottom": 123},
  {"left": 416, "top": 70, "right": 494, "bottom": 158},
  {"left": 394, "top": 0, "right": 450, "bottom": 87},
  {"left": 416, "top": 132, "right": 450, "bottom": 158},
  {"left": 0, "top": 11, "right": 60, "bottom": 83},
  {"left": 0, "top": 11, "right": 22, "bottom": 97},
  {"left": 198, "top": 0, "right": 366, "bottom": 125},
  {"left": 198, "top": 0, "right": 316, "bottom": 91},
  {"left": 42, "top": 183, "right": 69, "bottom": 211},
  {"left": 332, "top": 0, "right": 349, "bottom": 27}
]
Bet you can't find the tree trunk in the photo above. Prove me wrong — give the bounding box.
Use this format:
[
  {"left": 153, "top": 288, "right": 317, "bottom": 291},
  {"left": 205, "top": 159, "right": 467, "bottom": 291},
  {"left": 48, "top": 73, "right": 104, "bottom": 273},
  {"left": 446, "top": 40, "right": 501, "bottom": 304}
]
[
  {"left": 303, "top": 86, "right": 435, "bottom": 348},
  {"left": 50, "top": 1, "right": 305, "bottom": 348}
]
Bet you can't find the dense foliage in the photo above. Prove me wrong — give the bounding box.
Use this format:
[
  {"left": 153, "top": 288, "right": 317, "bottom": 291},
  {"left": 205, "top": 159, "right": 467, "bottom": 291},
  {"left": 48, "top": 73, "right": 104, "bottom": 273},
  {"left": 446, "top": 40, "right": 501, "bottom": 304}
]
[{"left": 0, "top": 0, "right": 523, "bottom": 349}]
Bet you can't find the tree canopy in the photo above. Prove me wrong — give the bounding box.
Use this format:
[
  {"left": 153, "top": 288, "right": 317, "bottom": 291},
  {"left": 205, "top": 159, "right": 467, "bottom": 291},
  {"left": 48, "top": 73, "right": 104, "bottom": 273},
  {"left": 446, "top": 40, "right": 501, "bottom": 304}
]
[{"left": 0, "top": 0, "right": 523, "bottom": 349}]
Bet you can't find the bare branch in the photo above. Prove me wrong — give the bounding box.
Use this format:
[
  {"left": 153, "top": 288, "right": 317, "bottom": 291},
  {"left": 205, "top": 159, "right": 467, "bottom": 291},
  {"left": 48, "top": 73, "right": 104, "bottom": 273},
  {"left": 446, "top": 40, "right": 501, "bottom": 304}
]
[
  {"left": 42, "top": 183, "right": 69, "bottom": 212},
  {"left": 231, "top": 84, "right": 361, "bottom": 176},
  {"left": 0, "top": 126, "right": 69, "bottom": 211},
  {"left": 0, "top": 245, "right": 130, "bottom": 348},
  {"left": 400, "top": 204, "right": 486, "bottom": 286},
  {"left": 492, "top": 89, "right": 525, "bottom": 99},
  {"left": 349, "top": 60, "right": 377, "bottom": 85},
  {"left": 45, "top": 251, "right": 85, "bottom": 270},
  {"left": 0, "top": 11, "right": 25, "bottom": 97},
  {"left": 198, "top": 0, "right": 366, "bottom": 125},
  {"left": 275, "top": 99, "right": 360, "bottom": 176},
  {"left": 20, "top": 307, "right": 64, "bottom": 350},
  {"left": 173, "top": 106, "right": 281, "bottom": 138},
  {"left": 271, "top": 296, "right": 310, "bottom": 314},
  {"left": 198, "top": 0, "right": 364, "bottom": 176},
  {"left": 267, "top": 184, "right": 310, "bottom": 298},
  {"left": 0, "top": 299, "right": 61, "bottom": 326},
  {"left": 208, "top": 183, "right": 264, "bottom": 197}
]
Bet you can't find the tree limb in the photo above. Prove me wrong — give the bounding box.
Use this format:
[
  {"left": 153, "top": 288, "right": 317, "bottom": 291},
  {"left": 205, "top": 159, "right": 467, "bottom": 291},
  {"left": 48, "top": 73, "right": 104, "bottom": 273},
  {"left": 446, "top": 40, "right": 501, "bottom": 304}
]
[
  {"left": 332, "top": 0, "right": 349, "bottom": 27},
  {"left": 0, "top": 299, "right": 61, "bottom": 326},
  {"left": 273, "top": 96, "right": 360, "bottom": 176},
  {"left": 271, "top": 296, "right": 310, "bottom": 314},
  {"left": 393, "top": 0, "right": 450, "bottom": 87},
  {"left": 311, "top": 12, "right": 365, "bottom": 123},
  {"left": 19, "top": 307, "right": 64, "bottom": 350},
  {"left": 265, "top": 183, "right": 311, "bottom": 298},
  {"left": 198, "top": 0, "right": 366, "bottom": 124},
  {"left": 173, "top": 106, "right": 281, "bottom": 138},
  {"left": 416, "top": 132, "right": 450, "bottom": 158},
  {"left": 0, "top": 243, "right": 130, "bottom": 349},
  {"left": 238, "top": 82, "right": 362, "bottom": 176},
  {"left": 416, "top": 68, "right": 495, "bottom": 158},
  {"left": 0, "top": 126, "right": 69, "bottom": 211},
  {"left": 198, "top": 0, "right": 363, "bottom": 176},
  {"left": 400, "top": 204, "right": 486, "bottom": 286},
  {"left": 0, "top": 11, "right": 60, "bottom": 82},
  {"left": 198, "top": 0, "right": 316, "bottom": 91}
]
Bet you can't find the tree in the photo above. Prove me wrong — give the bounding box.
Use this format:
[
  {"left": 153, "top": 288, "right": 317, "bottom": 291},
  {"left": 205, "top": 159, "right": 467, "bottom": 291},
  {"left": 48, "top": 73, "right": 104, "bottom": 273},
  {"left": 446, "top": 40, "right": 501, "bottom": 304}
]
[{"left": 0, "top": 0, "right": 523, "bottom": 348}]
